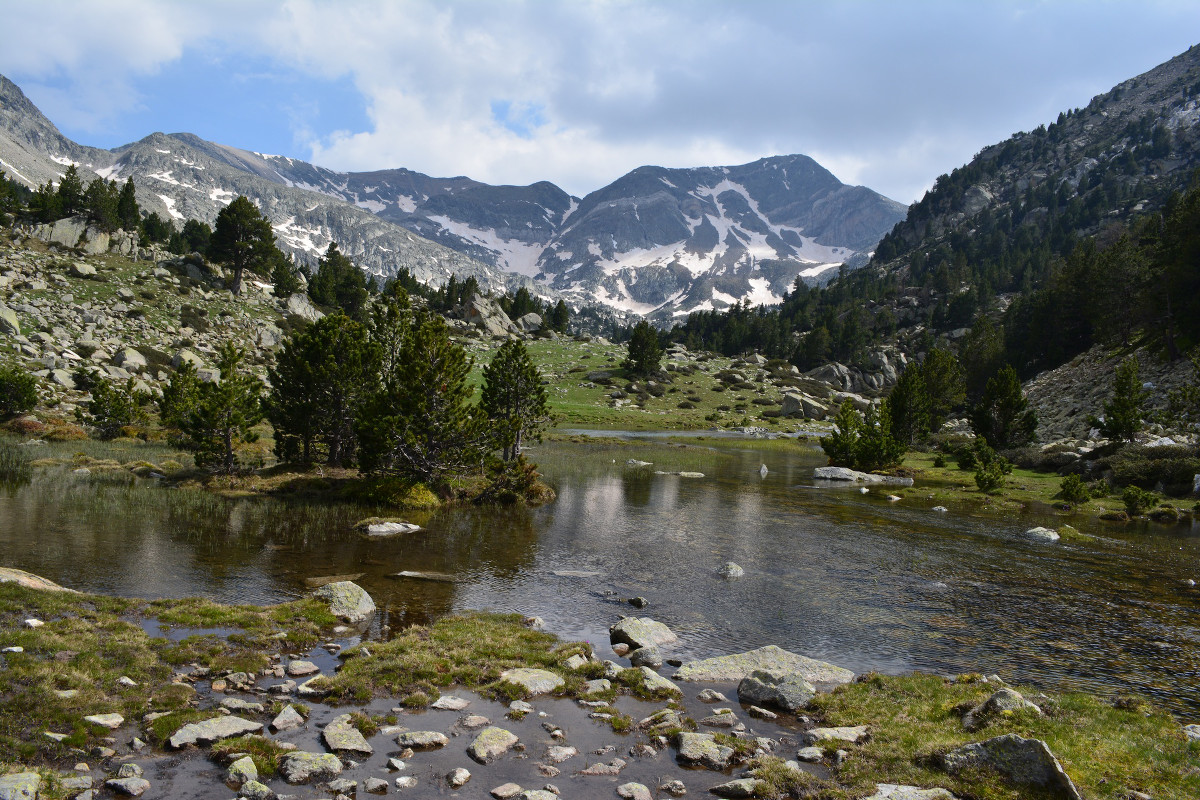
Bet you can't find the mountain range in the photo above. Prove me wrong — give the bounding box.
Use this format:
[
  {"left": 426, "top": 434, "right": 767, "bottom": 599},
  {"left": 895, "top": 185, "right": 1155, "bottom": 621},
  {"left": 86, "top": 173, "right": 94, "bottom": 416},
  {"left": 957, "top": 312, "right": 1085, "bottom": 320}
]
[{"left": 0, "top": 75, "right": 905, "bottom": 320}]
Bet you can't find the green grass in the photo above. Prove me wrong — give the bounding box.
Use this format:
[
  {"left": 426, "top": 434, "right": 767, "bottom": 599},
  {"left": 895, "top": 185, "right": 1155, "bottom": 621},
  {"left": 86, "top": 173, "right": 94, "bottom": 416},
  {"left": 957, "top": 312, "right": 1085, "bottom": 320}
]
[{"left": 211, "top": 734, "right": 291, "bottom": 778}]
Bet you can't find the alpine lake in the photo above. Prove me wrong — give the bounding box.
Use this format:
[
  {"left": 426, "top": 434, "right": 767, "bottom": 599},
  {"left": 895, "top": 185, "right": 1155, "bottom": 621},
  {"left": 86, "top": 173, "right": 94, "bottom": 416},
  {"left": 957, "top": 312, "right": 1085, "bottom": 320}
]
[{"left": 3, "top": 431, "right": 1198, "bottom": 720}]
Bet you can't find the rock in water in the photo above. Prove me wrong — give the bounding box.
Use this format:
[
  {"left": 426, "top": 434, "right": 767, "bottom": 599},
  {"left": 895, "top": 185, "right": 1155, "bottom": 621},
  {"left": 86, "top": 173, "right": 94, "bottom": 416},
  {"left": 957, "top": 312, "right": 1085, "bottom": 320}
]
[
  {"left": 105, "top": 778, "right": 150, "bottom": 796},
  {"left": 737, "top": 669, "right": 816, "bottom": 713},
  {"left": 717, "top": 562, "right": 745, "bottom": 579},
  {"left": 673, "top": 732, "right": 734, "bottom": 770},
  {"left": 448, "top": 768, "right": 471, "bottom": 788},
  {"left": 674, "top": 644, "right": 854, "bottom": 685},
  {"left": 228, "top": 756, "right": 257, "bottom": 786},
  {"left": 637, "top": 666, "right": 681, "bottom": 695},
  {"left": 1023, "top": 527, "right": 1061, "bottom": 543},
  {"left": 271, "top": 705, "right": 305, "bottom": 731},
  {"left": 280, "top": 752, "right": 343, "bottom": 784},
  {"left": 499, "top": 668, "right": 564, "bottom": 695},
  {"left": 168, "top": 716, "right": 262, "bottom": 748},
  {"left": 311, "top": 581, "right": 375, "bottom": 624},
  {"left": 395, "top": 731, "right": 449, "bottom": 749},
  {"left": 617, "top": 783, "right": 652, "bottom": 800},
  {"left": 468, "top": 726, "right": 519, "bottom": 763},
  {"left": 323, "top": 713, "right": 374, "bottom": 755},
  {"left": 710, "top": 778, "right": 766, "bottom": 798},
  {"left": 938, "top": 734, "right": 1082, "bottom": 800},
  {"left": 609, "top": 617, "right": 678, "bottom": 650},
  {"left": 813, "top": 466, "right": 914, "bottom": 486},
  {"left": 366, "top": 521, "right": 421, "bottom": 536},
  {"left": 0, "top": 772, "right": 41, "bottom": 800}
]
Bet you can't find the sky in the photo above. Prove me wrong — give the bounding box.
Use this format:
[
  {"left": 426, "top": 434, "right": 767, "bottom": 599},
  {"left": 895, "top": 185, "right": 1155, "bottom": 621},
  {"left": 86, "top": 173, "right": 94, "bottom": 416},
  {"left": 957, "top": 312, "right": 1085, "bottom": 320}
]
[{"left": 2, "top": 1, "right": 1199, "bottom": 204}]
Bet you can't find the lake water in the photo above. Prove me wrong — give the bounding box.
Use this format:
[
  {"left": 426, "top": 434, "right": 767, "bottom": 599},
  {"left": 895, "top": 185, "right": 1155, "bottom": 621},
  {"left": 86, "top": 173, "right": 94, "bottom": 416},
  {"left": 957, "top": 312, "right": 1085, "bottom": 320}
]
[{"left": 3, "top": 435, "right": 1199, "bottom": 717}]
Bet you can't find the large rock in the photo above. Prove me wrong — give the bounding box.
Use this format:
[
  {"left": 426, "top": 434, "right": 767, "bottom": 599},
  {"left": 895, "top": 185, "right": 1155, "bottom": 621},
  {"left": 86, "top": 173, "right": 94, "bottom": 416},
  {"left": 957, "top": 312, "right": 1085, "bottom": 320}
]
[
  {"left": 674, "top": 645, "right": 854, "bottom": 685},
  {"left": 168, "top": 715, "right": 262, "bottom": 748},
  {"left": 286, "top": 292, "right": 325, "bottom": 322},
  {"left": 737, "top": 669, "right": 816, "bottom": 712},
  {"left": 468, "top": 726, "right": 519, "bottom": 763},
  {"left": 637, "top": 666, "right": 681, "bottom": 695},
  {"left": 48, "top": 215, "right": 88, "bottom": 248},
  {"left": 104, "top": 777, "right": 149, "bottom": 796},
  {"left": 463, "top": 293, "right": 519, "bottom": 337},
  {"left": 938, "top": 734, "right": 1082, "bottom": 800},
  {"left": 710, "top": 778, "right": 766, "bottom": 798},
  {"left": 0, "top": 567, "right": 76, "bottom": 592},
  {"left": 813, "top": 466, "right": 914, "bottom": 487},
  {"left": 864, "top": 786, "right": 959, "bottom": 800},
  {"left": 271, "top": 705, "right": 305, "bottom": 731},
  {"left": 1022, "top": 527, "right": 1060, "bottom": 543},
  {"left": 800, "top": 725, "right": 869, "bottom": 746},
  {"left": 113, "top": 347, "right": 147, "bottom": 370},
  {"left": 0, "top": 772, "right": 40, "bottom": 800},
  {"left": 280, "top": 751, "right": 343, "bottom": 784},
  {"left": 323, "top": 713, "right": 374, "bottom": 755},
  {"left": 962, "top": 688, "right": 1042, "bottom": 731},
  {"left": 515, "top": 312, "right": 542, "bottom": 332},
  {"left": 228, "top": 756, "right": 258, "bottom": 785},
  {"left": 0, "top": 303, "right": 18, "bottom": 336},
  {"left": 395, "top": 731, "right": 449, "bottom": 749},
  {"left": 673, "top": 732, "right": 734, "bottom": 770},
  {"left": 312, "top": 581, "right": 375, "bottom": 624},
  {"left": 499, "top": 668, "right": 564, "bottom": 695},
  {"left": 609, "top": 617, "right": 678, "bottom": 650}
]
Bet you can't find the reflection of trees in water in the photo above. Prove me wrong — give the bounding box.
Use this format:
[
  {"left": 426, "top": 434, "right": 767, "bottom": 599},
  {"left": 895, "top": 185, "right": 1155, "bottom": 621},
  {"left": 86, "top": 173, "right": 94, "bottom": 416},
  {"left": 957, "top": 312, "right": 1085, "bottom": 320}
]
[{"left": 621, "top": 471, "right": 652, "bottom": 506}]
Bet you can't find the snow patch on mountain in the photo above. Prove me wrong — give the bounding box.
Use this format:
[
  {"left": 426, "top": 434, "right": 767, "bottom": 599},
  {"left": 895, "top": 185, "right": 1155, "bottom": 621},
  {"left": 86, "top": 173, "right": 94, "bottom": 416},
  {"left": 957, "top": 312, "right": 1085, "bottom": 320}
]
[
  {"left": 427, "top": 215, "right": 546, "bottom": 276},
  {"left": 158, "top": 194, "right": 184, "bottom": 220}
]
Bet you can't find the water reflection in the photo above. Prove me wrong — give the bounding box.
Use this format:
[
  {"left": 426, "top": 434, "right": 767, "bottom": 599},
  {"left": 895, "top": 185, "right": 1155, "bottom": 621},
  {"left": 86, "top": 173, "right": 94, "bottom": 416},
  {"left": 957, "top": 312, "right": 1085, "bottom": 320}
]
[{"left": 1, "top": 438, "right": 1198, "bottom": 715}]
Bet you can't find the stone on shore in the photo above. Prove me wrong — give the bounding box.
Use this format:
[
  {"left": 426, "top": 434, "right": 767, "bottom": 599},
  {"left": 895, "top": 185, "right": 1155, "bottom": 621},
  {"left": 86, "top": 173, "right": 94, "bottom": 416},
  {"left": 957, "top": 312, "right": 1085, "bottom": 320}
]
[
  {"left": 363, "top": 777, "right": 388, "bottom": 794},
  {"left": 468, "top": 726, "right": 519, "bottom": 763},
  {"left": 499, "top": 668, "right": 564, "bottom": 695},
  {"left": 105, "top": 777, "right": 150, "bottom": 796},
  {"left": 673, "top": 732, "right": 734, "bottom": 770},
  {"left": 395, "top": 731, "right": 449, "bottom": 749},
  {"left": 84, "top": 713, "right": 124, "bottom": 729},
  {"left": 813, "top": 466, "right": 914, "bottom": 486},
  {"left": 280, "top": 751, "right": 343, "bottom": 784},
  {"left": 801, "top": 725, "right": 869, "bottom": 746},
  {"left": 609, "top": 617, "right": 678, "bottom": 650},
  {"left": 312, "top": 580, "right": 375, "bottom": 624},
  {"left": 864, "top": 787, "right": 959, "bottom": 800},
  {"left": 710, "top": 778, "right": 766, "bottom": 798},
  {"left": 738, "top": 669, "right": 816, "bottom": 713},
  {"left": 674, "top": 645, "right": 854, "bottom": 685},
  {"left": 938, "top": 734, "right": 1082, "bottom": 799},
  {"left": 168, "top": 715, "right": 262, "bottom": 748},
  {"left": 629, "top": 646, "right": 663, "bottom": 668},
  {"left": 220, "top": 698, "right": 264, "bottom": 713},
  {"left": 0, "top": 772, "right": 40, "bottom": 800},
  {"left": 271, "top": 705, "right": 305, "bottom": 731},
  {"left": 962, "top": 688, "right": 1042, "bottom": 731},
  {"left": 617, "top": 783, "right": 653, "bottom": 800},
  {"left": 228, "top": 756, "right": 258, "bottom": 785},
  {"left": 637, "top": 666, "right": 681, "bottom": 695},
  {"left": 1023, "top": 527, "right": 1061, "bottom": 543},
  {"left": 324, "top": 713, "right": 374, "bottom": 755}
]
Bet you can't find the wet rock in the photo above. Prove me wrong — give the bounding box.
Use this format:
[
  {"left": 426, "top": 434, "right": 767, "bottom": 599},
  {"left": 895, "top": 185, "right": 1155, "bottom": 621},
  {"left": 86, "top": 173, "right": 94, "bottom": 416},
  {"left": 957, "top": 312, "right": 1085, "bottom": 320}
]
[
  {"left": 617, "top": 782, "right": 653, "bottom": 800},
  {"left": 710, "top": 778, "right": 765, "bottom": 798},
  {"left": 629, "top": 646, "right": 663, "bottom": 668},
  {"left": 800, "top": 726, "right": 869, "bottom": 746},
  {"left": 468, "top": 726, "right": 519, "bottom": 764},
  {"left": 387, "top": 758, "right": 407, "bottom": 771},
  {"left": 168, "top": 715, "right": 262, "bottom": 749},
  {"left": 1185, "top": 723, "right": 1200, "bottom": 742},
  {"left": 394, "top": 776, "right": 418, "bottom": 789},
  {"left": 747, "top": 706, "right": 778, "bottom": 720},
  {"left": 324, "top": 713, "right": 374, "bottom": 755},
  {"left": 116, "top": 764, "right": 143, "bottom": 779},
  {"left": 312, "top": 581, "right": 376, "bottom": 624},
  {"left": 509, "top": 700, "right": 534, "bottom": 714},
  {"left": 462, "top": 714, "right": 491, "bottom": 729},
  {"left": 0, "top": 772, "right": 40, "bottom": 800},
  {"left": 673, "top": 732, "right": 733, "bottom": 770},
  {"left": 583, "top": 678, "right": 611, "bottom": 695},
  {"left": 629, "top": 596, "right": 649, "bottom": 608},
  {"left": 738, "top": 669, "right": 816, "bottom": 713},
  {"left": 545, "top": 745, "right": 578, "bottom": 764},
  {"left": 491, "top": 782, "right": 524, "bottom": 799},
  {"left": 395, "top": 731, "right": 449, "bottom": 749},
  {"left": 962, "top": 688, "right": 1042, "bottom": 731},
  {"left": 297, "top": 677, "right": 330, "bottom": 698},
  {"left": 366, "top": 521, "right": 421, "bottom": 536},
  {"left": 675, "top": 645, "right": 854, "bottom": 685},
  {"left": 1022, "top": 527, "right": 1060, "bottom": 543},
  {"left": 577, "top": 758, "right": 626, "bottom": 775},
  {"left": 700, "top": 710, "right": 739, "bottom": 728},
  {"left": 363, "top": 777, "right": 388, "bottom": 794},
  {"left": 637, "top": 708, "right": 682, "bottom": 734},
  {"left": 499, "top": 668, "right": 565, "bottom": 695},
  {"left": 286, "top": 659, "right": 320, "bottom": 676},
  {"left": 537, "top": 764, "right": 561, "bottom": 778},
  {"left": 637, "top": 666, "right": 681, "bottom": 695},
  {"left": 239, "top": 782, "right": 275, "bottom": 800},
  {"left": 796, "top": 746, "right": 824, "bottom": 762},
  {"left": 698, "top": 689, "right": 727, "bottom": 703},
  {"left": 83, "top": 713, "right": 124, "bottom": 729},
  {"left": 271, "top": 705, "right": 305, "bottom": 731},
  {"left": 221, "top": 698, "right": 264, "bottom": 713},
  {"left": 280, "top": 751, "right": 343, "bottom": 784},
  {"left": 612, "top": 643, "right": 630, "bottom": 657},
  {"left": 520, "top": 792, "right": 557, "bottom": 800},
  {"left": 105, "top": 777, "right": 150, "bottom": 796},
  {"left": 228, "top": 756, "right": 258, "bottom": 785},
  {"left": 659, "top": 779, "right": 687, "bottom": 796},
  {"left": 938, "top": 734, "right": 1082, "bottom": 799},
  {"left": 609, "top": 617, "right": 678, "bottom": 650},
  {"left": 328, "top": 778, "right": 358, "bottom": 794},
  {"left": 864, "top": 786, "right": 959, "bottom": 800},
  {"left": 813, "top": 466, "right": 914, "bottom": 486},
  {"left": 717, "top": 562, "right": 745, "bottom": 579},
  {"left": 431, "top": 695, "right": 470, "bottom": 711},
  {"left": 448, "top": 768, "right": 471, "bottom": 788}
]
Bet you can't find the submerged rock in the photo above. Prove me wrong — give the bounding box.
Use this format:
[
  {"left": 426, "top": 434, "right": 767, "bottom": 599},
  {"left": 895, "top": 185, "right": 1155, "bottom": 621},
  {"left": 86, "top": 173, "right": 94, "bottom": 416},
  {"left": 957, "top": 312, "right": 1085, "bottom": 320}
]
[
  {"left": 717, "top": 562, "right": 745, "bottom": 579},
  {"left": 323, "top": 713, "right": 374, "bottom": 755},
  {"left": 675, "top": 644, "right": 854, "bottom": 685},
  {"left": 673, "top": 732, "right": 734, "bottom": 770},
  {"left": 938, "top": 734, "right": 1082, "bottom": 800},
  {"left": 168, "top": 715, "right": 262, "bottom": 749},
  {"left": 105, "top": 777, "right": 150, "bottom": 796},
  {"left": 1022, "top": 527, "right": 1061, "bottom": 543}
]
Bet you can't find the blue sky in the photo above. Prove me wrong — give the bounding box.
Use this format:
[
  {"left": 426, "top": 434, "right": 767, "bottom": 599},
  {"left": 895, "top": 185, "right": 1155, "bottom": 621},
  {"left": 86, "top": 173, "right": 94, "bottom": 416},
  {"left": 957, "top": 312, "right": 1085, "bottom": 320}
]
[{"left": 2, "top": 1, "right": 1199, "bottom": 203}]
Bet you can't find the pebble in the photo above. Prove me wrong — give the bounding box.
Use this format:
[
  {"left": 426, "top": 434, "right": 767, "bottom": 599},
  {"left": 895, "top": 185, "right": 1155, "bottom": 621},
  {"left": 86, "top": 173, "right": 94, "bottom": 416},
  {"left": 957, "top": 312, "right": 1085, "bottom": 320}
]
[
  {"left": 491, "top": 783, "right": 524, "bottom": 799},
  {"left": 394, "top": 776, "right": 417, "bottom": 789},
  {"left": 448, "top": 768, "right": 471, "bottom": 788},
  {"left": 23, "top": 618, "right": 44, "bottom": 628},
  {"left": 387, "top": 758, "right": 407, "bottom": 771}
]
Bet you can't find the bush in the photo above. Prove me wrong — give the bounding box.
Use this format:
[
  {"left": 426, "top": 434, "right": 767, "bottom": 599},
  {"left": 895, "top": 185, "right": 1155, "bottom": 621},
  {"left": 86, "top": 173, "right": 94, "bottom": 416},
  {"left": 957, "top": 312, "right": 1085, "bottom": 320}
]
[
  {"left": 1103, "top": 445, "right": 1200, "bottom": 496},
  {"left": 1058, "top": 474, "right": 1090, "bottom": 506},
  {"left": 971, "top": 441, "right": 1012, "bottom": 493},
  {"left": 0, "top": 365, "right": 37, "bottom": 417},
  {"left": 1123, "top": 485, "right": 1158, "bottom": 516}
]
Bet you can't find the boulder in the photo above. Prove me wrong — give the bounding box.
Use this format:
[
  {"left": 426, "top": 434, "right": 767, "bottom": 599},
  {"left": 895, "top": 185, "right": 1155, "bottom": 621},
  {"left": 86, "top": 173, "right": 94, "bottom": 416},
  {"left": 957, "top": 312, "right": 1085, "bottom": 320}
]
[
  {"left": 717, "top": 562, "right": 744, "bottom": 579},
  {"left": 629, "top": 646, "right": 662, "bottom": 669},
  {"left": 239, "top": 780, "right": 275, "bottom": 800},
  {"left": 801, "top": 396, "right": 830, "bottom": 421},
  {"left": 1023, "top": 527, "right": 1060, "bottom": 543},
  {"left": 84, "top": 713, "right": 124, "bottom": 729},
  {"left": 271, "top": 705, "right": 305, "bottom": 731},
  {"left": 0, "top": 567, "right": 76, "bottom": 592},
  {"left": 171, "top": 349, "right": 204, "bottom": 369},
  {"left": 737, "top": 669, "right": 816, "bottom": 713},
  {"left": 491, "top": 782, "right": 524, "bottom": 799},
  {"left": 813, "top": 466, "right": 914, "bottom": 487},
  {"left": 0, "top": 772, "right": 40, "bottom": 800},
  {"left": 515, "top": 312, "right": 542, "bottom": 332},
  {"left": 616, "top": 783, "right": 652, "bottom": 800},
  {"left": 113, "top": 347, "right": 147, "bottom": 369},
  {"left": 673, "top": 732, "right": 734, "bottom": 770},
  {"left": 637, "top": 708, "right": 682, "bottom": 734},
  {"left": 287, "top": 659, "right": 320, "bottom": 677},
  {"left": 710, "top": 778, "right": 766, "bottom": 798},
  {"left": 104, "top": 777, "right": 150, "bottom": 796},
  {"left": 674, "top": 645, "right": 854, "bottom": 685},
  {"left": 609, "top": 617, "right": 678, "bottom": 650},
  {"left": 312, "top": 581, "right": 375, "bottom": 624},
  {"left": 70, "top": 262, "right": 97, "bottom": 278},
  {"left": 962, "top": 688, "right": 1042, "bottom": 731},
  {"left": 280, "top": 751, "right": 343, "bottom": 784},
  {"left": 363, "top": 777, "right": 388, "bottom": 794},
  {"left": 168, "top": 715, "right": 262, "bottom": 748},
  {"left": 448, "top": 768, "right": 471, "bottom": 788},
  {"left": 49, "top": 216, "right": 88, "bottom": 248},
  {"left": 463, "top": 293, "right": 519, "bottom": 337},
  {"left": 499, "top": 668, "right": 564, "bottom": 695},
  {"left": 781, "top": 393, "right": 805, "bottom": 416},
  {"left": 395, "top": 731, "right": 449, "bottom": 749},
  {"left": 286, "top": 292, "right": 325, "bottom": 322},
  {"left": 228, "top": 755, "right": 258, "bottom": 785},
  {"left": 800, "top": 726, "right": 869, "bottom": 746},
  {"left": 468, "top": 726, "right": 519, "bottom": 763},
  {"left": 937, "top": 734, "right": 1082, "bottom": 800},
  {"left": 864, "top": 786, "right": 959, "bottom": 800},
  {"left": 0, "top": 303, "right": 19, "bottom": 336},
  {"left": 637, "top": 666, "right": 681, "bottom": 695},
  {"left": 323, "top": 713, "right": 374, "bottom": 755},
  {"left": 430, "top": 695, "right": 470, "bottom": 710}
]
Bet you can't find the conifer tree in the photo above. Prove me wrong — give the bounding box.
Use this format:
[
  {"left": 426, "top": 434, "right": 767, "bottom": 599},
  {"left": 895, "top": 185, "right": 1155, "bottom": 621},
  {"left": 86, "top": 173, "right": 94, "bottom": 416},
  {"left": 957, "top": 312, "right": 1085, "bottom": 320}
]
[
  {"left": 209, "top": 196, "right": 281, "bottom": 295},
  {"left": 623, "top": 320, "right": 663, "bottom": 378},
  {"left": 969, "top": 364, "right": 1038, "bottom": 449},
  {"left": 481, "top": 339, "right": 552, "bottom": 460},
  {"left": 117, "top": 178, "right": 139, "bottom": 231},
  {"left": 84, "top": 178, "right": 119, "bottom": 232},
  {"left": 267, "top": 314, "right": 380, "bottom": 466},
  {"left": 548, "top": 299, "right": 570, "bottom": 333},
  {"left": 1096, "top": 356, "right": 1149, "bottom": 443},
  {"left": 56, "top": 164, "right": 84, "bottom": 216},
  {"left": 307, "top": 242, "right": 369, "bottom": 320},
  {"left": 921, "top": 347, "right": 966, "bottom": 432},
  {"left": 181, "top": 343, "right": 264, "bottom": 474},
  {"left": 888, "top": 364, "right": 931, "bottom": 446}
]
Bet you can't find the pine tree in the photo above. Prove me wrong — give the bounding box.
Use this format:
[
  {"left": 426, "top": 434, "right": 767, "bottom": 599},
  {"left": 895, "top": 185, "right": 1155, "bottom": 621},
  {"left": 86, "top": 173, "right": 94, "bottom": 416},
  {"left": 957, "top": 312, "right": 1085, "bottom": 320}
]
[
  {"left": 158, "top": 360, "right": 201, "bottom": 431},
  {"left": 267, "top": 314, "right": 380, "bottom": 466},
  {"left": 1096, "top": 356, "right": 1150, "bottom": 443},
  {"left": 969, "top": 364, "right": 1038, "bottom": 449},
  {"left": 79, "top": 377, "right": 146, "bottom": 439},
  {"left": 181, "top": 343, "right": 264, "bottom": 474},
  {"left": 623, "top": 320, "right": 663, "bottom": 378},
  {"left": 270, "top": 256, "right": 303, "bottom": 299},
  {"left": 356, "top": 311, "right": 485, "bottom": 488},
  {"left": 117, "top": 178, "right": 139, "bottom": 231},
  {"left": 56, "top": 164, "right": 84, "bottom": 216},
  {"left": 854, "top": 400, "right": 907, "bottom": 471},
  {"left": 921, "top": 347, "right": 966, "bottom": 432},
  {"left": 84, "top": 178, "right": 119, "bottom": 232},
  {"left": 209, "top": 196, "right": 281, "bottom": 295},
  {"left": 548, "top": 299, "right": 570, "bottom": 333},
  {"left": 307, "top": 242, "right": 369, "bottom": 320},
  {"left": 888, "top": 364, "right": 931, "bottom": 446},
  {"left": 140, "top": 212, "right": 173, "bottom": 244},
  {"left": 821, "top": 401, "right": 862, "bottom": 467},
  {"left": 180, "top": 219, "right": 213, "bottom": 254},
  {"left": 481, "top": 339, "right": 552, "bottom": 461}
]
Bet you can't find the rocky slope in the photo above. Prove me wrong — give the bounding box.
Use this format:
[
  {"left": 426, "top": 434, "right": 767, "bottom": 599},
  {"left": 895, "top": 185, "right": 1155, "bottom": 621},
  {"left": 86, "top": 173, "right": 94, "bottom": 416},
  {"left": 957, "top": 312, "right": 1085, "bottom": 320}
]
[{"left": 0, "top": 75, "right": 905, "bottom": 319}]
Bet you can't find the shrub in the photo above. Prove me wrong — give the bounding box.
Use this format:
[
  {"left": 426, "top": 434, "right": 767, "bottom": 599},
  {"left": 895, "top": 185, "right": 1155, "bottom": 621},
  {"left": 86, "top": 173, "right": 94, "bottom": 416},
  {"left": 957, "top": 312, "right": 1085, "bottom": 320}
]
[
  {"left": 1123, "top": 485, "right": 1159, "bottom": 516},
  {"left": 0, "top": 364, "right": 37, "bottom": 417},
  {"left": 971, "top": 440, "right": 1012, "bottom": 493},
  {"left": 932, "top": 454, "right": 947, "bottom": 468},
  {"left": 1058, "top": 474, "right": 1090, "bottom": 506},
  {"left": 1103, "top": 445, "right": 1200, "bottom": 496}
]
